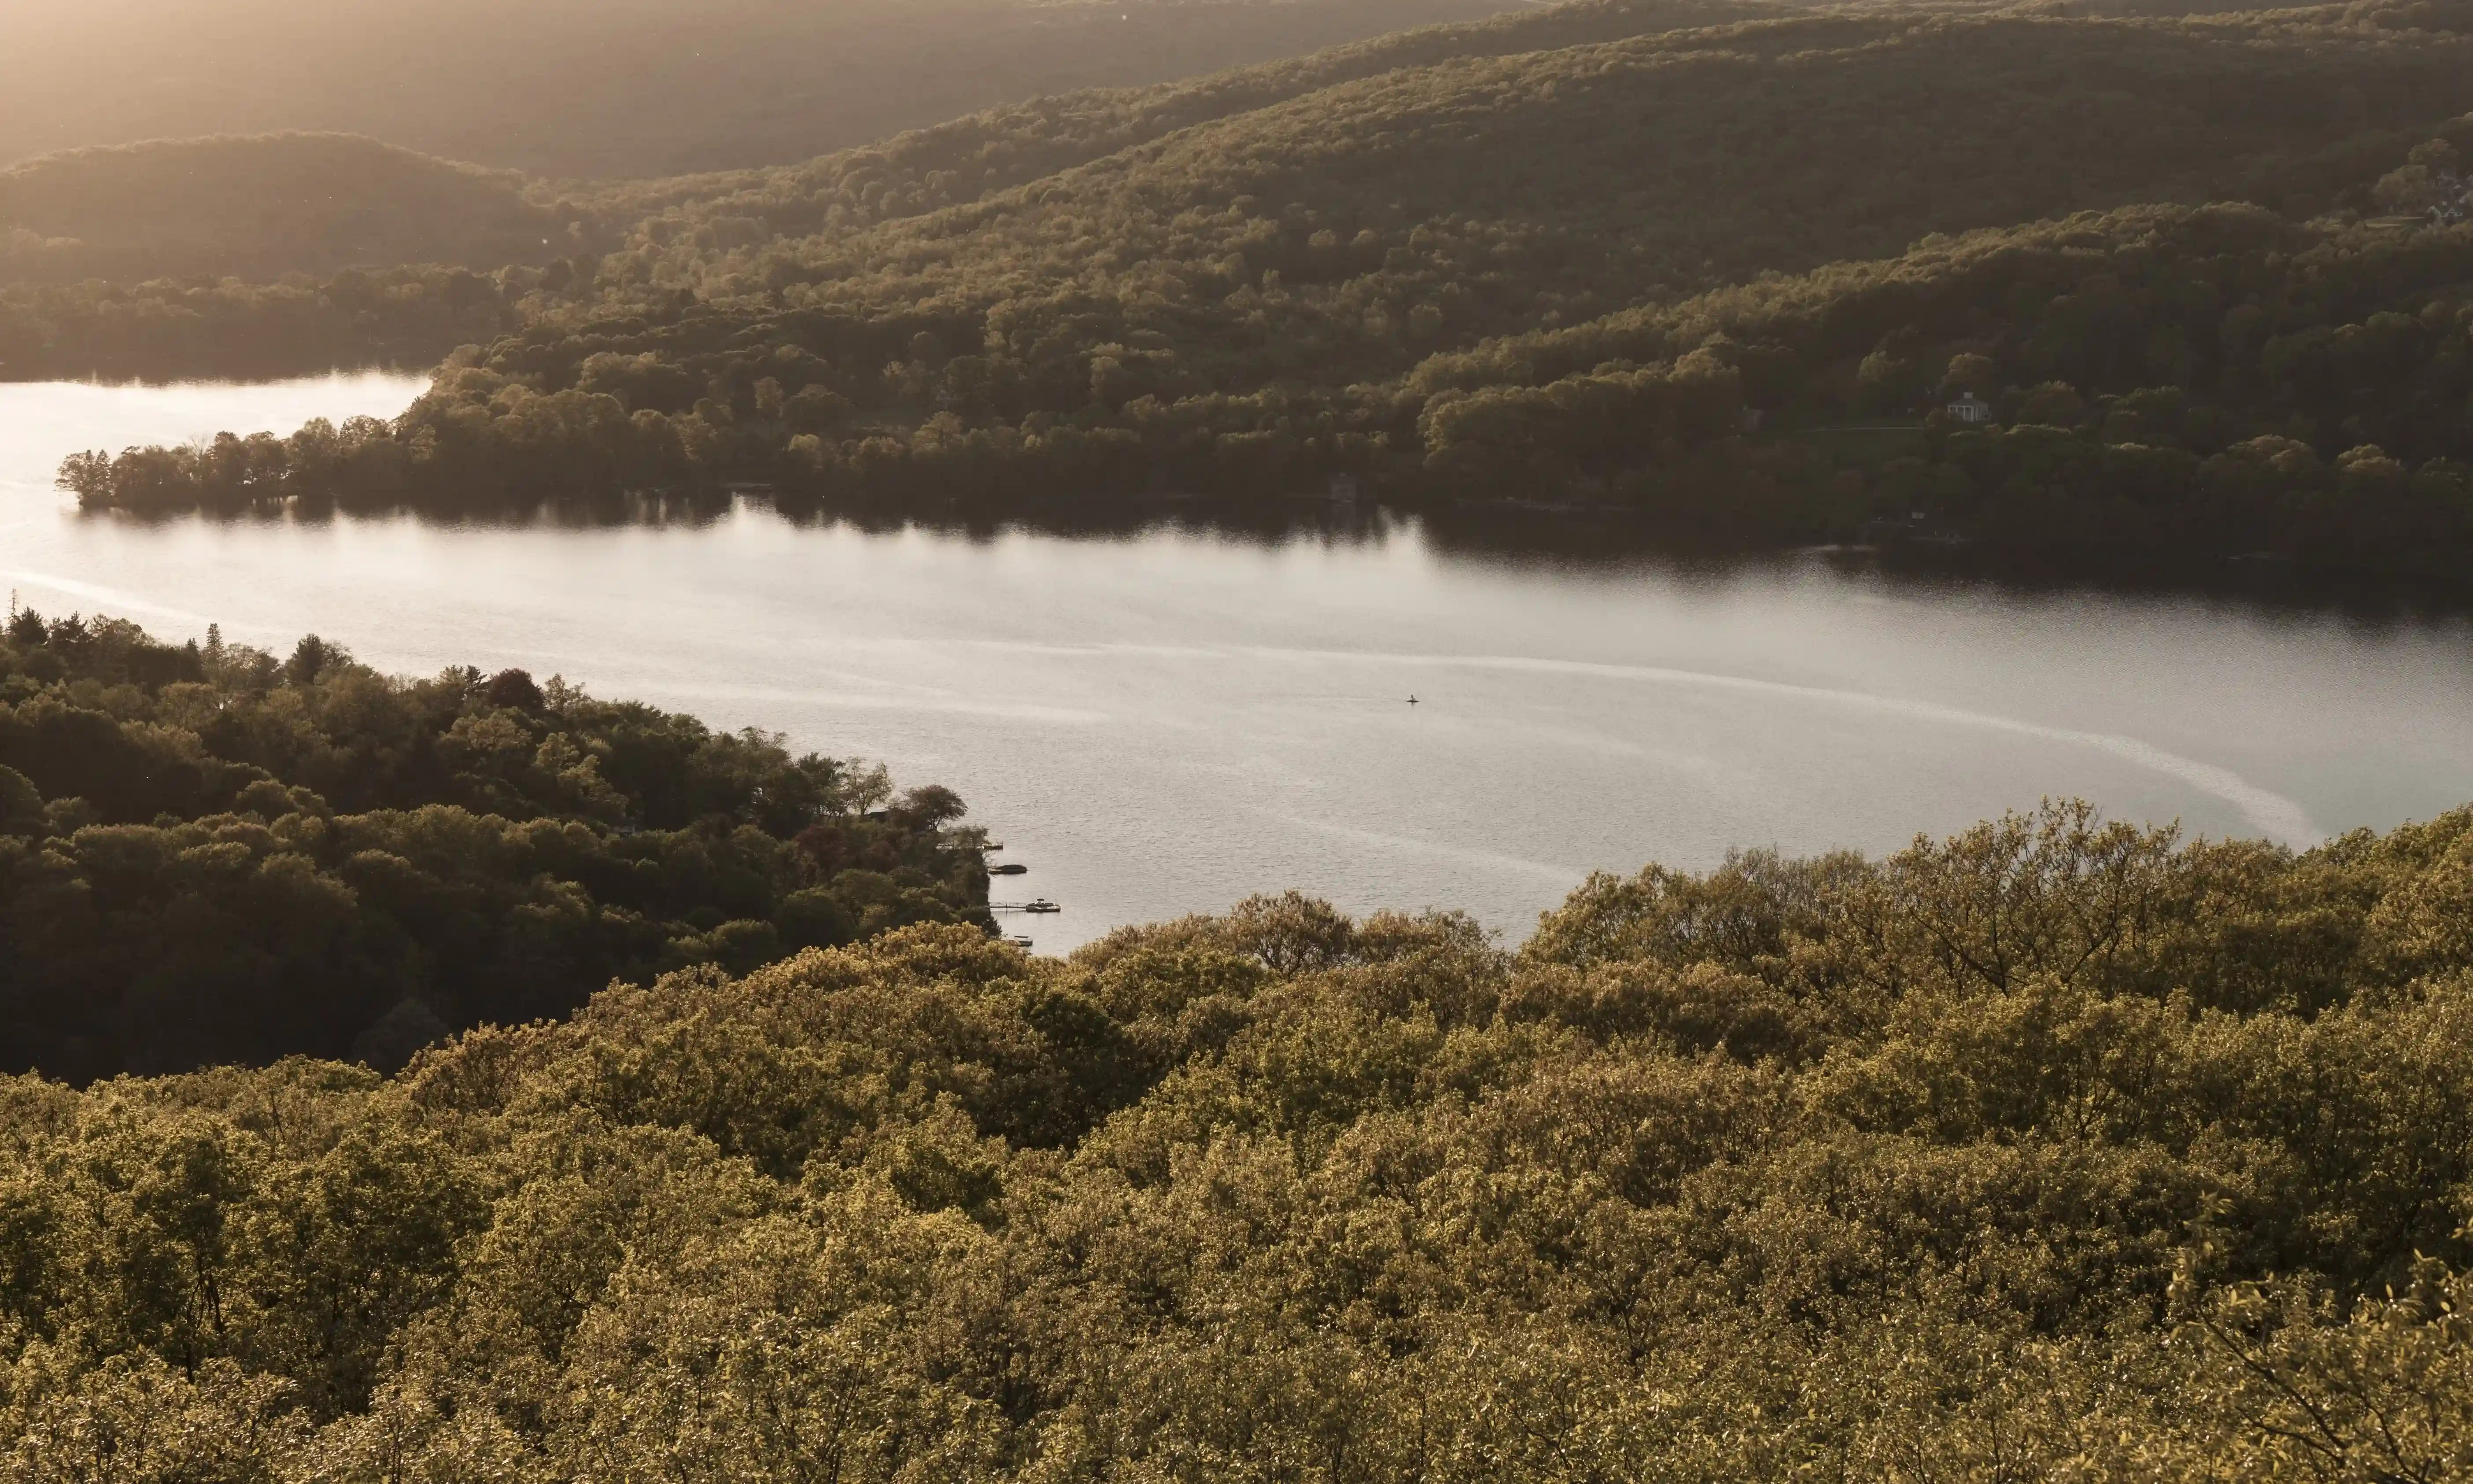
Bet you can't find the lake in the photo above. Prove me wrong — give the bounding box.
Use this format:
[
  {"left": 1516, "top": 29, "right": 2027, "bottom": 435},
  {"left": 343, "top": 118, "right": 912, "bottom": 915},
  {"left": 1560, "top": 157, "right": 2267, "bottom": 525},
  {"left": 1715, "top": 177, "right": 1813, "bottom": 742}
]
[{"left": 7, "top": 373, "right": 2473, "bottom": 953}]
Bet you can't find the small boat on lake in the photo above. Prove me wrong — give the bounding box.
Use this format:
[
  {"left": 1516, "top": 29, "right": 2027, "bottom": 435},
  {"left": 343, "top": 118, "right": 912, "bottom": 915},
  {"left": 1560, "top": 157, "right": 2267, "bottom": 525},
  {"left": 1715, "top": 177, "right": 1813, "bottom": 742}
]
[
  {"left": 988, "top": 862, "right": 1029, "bottom": 875},
  {"left": 1022, "top": 898, "right": 1062, "bottom": 914}
]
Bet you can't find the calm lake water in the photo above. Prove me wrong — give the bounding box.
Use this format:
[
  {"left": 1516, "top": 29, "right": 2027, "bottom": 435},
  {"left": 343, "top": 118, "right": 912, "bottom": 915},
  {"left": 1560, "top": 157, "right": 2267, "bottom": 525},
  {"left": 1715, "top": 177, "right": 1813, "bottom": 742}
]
[{"left": 7, "top": 373, "right": 2473, "bottom": 953}]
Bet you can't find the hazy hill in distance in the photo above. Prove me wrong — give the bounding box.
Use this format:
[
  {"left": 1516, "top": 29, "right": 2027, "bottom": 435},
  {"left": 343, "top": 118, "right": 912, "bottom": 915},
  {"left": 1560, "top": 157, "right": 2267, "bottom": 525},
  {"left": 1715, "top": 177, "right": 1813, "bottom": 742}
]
[
  {"left": 585, "top": 0, "right": 1805, "bottom": 242},
  {"left": 0, "top": 0, "right": 1524, "bottom": 180},
  {"left": 0, "top": 0, "right": 2332, "bottom": 307},
  {"left": 0, "top": 0, "right": 1797, "bottom": 375},
  {"left": 0, "top": 135, "right": 587, "bottom": 285}
]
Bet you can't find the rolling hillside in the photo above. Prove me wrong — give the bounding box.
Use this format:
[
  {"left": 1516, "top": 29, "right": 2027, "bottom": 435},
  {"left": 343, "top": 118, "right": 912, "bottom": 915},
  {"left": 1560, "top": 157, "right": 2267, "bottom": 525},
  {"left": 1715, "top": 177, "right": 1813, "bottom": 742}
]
[
  {"left": 663, "top": 5, "right": 2473, "bottom": 332},
  {"left": 0, "top": 134, "right": 585, "bottom": 286},
  {"left": 0, "top": 0, "right": 1783, "bottom": 374},
  {"left": 51, "top": 0, "right": 2473, "bottom": 586},
  {"left": 0, "top": 0, "right": 1812, "bottom": 377},
  {"left": 0, "top": 0, "right": 1524, "bottom": 180},
  {"left": 582, "top": 0, "right": 1804, "bottom": 240}
]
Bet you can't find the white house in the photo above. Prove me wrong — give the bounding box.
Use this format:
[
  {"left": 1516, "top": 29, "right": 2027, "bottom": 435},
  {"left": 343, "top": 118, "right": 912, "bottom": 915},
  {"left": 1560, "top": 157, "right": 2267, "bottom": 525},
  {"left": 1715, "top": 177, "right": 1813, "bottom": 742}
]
[{"left": 1945, "top": 392, "right": 1993, "bottom": 425}]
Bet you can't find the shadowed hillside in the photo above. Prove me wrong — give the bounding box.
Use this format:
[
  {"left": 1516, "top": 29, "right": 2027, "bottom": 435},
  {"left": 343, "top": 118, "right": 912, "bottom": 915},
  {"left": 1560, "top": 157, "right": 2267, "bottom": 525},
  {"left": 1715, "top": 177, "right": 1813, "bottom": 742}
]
[
  {"left": 581, "top": 0, "right": 1805, "bottom": 237},
  {"left": 0, "top": 0, "right": 1783, "bottom": 374},
  {"left": 636, "top": 5, "right": 2473, "bottom": 334},
  {"left": 0, "top": 134, "right": 586, "bottom": 286}
]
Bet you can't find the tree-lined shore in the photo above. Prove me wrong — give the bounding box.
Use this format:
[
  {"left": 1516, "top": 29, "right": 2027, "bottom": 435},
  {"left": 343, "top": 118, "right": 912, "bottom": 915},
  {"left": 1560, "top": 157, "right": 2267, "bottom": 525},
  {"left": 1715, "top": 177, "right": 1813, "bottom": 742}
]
[
  {"left": 41, "top": 3, "right": 2473, "bottom": 583},
  {"left": 0, "top": 615, "right": 989, "bottom": 1082}
]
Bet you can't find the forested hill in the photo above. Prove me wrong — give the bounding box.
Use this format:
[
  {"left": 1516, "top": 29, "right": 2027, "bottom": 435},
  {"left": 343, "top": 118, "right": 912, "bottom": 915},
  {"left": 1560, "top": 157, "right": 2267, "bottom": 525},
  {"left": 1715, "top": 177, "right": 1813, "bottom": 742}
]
[
  {"left": 69, "top": 2, "right": 2473, "bottom": 577},
  {"left": 0, "top": 134, "right": 587, "bottom": 287},
  {"left": 1405, "top": 185, "right": 2473, "bottom": 572},
  {"left": 0, "top": 614, "right": 992, "bottom": 1082},
  {"left": 583, "top": 3, "right": 2473, "bottom": 333},
  {"left": 0, "top": 0, "right": 1521, "bottom": 179},
  {"left": 0, "top": 0, "right": 1781, "bottom": 378},
  {"left": 580, "top": 0, "right": 1803, "bottom": 240},
  {"left": 0, "top": 0, "right": 1803, "bottom": 296}
]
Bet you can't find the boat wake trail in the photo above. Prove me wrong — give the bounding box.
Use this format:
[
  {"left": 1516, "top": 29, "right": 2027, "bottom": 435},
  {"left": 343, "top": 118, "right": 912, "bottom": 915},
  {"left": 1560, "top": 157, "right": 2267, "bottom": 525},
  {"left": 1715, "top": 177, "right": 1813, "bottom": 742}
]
[
  {"left": 0, "top": 569, "right": 218, "bottom": 631},
  {"left": 1262, "top": 810, "right": 1587, "bottom": 886},
  {"left": 1246, "top": 646, "right": 2322, "bottom": 845}
]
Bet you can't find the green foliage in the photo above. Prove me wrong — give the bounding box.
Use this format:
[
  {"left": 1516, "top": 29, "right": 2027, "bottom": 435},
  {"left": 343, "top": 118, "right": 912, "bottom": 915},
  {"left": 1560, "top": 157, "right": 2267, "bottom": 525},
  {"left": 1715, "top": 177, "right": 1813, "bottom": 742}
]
[
  {"left": 579, "top": 0, "right": 1782, "bottom": 260},
  {"left": 1407, "top": 168, "right": 2473, "bottom": 572},
  {"left": 0, "top": 616, "right": 986, "bottom": 1082},
  {"left": 1, "top": 797, "right": 2472, "bottom": 1474}
]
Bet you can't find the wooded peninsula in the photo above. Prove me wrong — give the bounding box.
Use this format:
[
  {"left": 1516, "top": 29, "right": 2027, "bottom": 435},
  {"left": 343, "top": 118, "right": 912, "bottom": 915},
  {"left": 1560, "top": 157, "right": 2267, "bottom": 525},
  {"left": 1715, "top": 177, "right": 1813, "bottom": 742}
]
[{"left": 0, "top": 614, "right": 989, "bottom": 1082}]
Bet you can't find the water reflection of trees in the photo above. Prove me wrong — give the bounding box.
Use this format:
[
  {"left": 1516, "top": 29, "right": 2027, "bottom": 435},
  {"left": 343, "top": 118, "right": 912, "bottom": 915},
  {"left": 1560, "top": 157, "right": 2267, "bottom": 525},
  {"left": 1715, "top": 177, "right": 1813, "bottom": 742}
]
[{"left": 85, "top": 487, "right": 2473, "bottom": 622}]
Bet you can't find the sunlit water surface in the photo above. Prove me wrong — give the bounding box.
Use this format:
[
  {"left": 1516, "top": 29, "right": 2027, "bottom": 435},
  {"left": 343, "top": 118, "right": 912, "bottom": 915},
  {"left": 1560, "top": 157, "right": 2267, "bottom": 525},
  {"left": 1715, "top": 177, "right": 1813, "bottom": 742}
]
[{"left": 7, "top": 373, "right": 2473, "bottom": 952}]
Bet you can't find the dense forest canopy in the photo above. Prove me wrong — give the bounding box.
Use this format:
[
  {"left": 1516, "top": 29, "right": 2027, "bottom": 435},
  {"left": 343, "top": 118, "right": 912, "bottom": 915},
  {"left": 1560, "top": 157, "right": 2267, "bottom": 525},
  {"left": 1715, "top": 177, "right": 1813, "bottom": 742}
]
[
  {"left": 0, "top": 789, "right": 2466, "bottom": 1474},
  {"left": 630, "top": 4, "right": 2473, "bottom": 314},
  {"left": 574, "top": 0, "right": 1798, "bottom": 239},
  {"left": 1399, "top": 188, "right": 2473, "bottom": 571},
  {"left": 0, "top": 0, "right": 1521, "bottom": 180},
  {"left": 0, "top": 614, "right": 989, "bottom": 1083}
]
